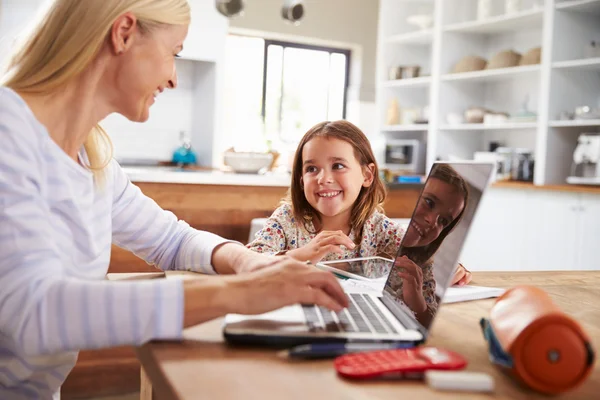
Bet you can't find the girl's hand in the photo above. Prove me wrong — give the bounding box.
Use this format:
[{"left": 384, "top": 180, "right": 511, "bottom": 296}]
[
  {"left": 223, "top": 257, "right": 349, "bottom": 315},
  {"left": 394, "top": 256, "right": 427, "bottom": 314},
  {"left": 451, "top": 263, "right": 472, "bottom": 286},
  {"left": 287, "top": 230, "right": 355, "bottom": 264}
]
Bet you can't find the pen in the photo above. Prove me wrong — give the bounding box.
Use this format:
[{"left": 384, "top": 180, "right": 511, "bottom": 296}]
[{"left": 277, "top": 342, "right": 414, "bottom": 360}]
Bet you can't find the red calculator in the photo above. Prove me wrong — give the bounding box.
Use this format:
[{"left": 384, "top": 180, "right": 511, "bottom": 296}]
[{"left": 334, "top": 346, "right": 467, "bottom": 380}]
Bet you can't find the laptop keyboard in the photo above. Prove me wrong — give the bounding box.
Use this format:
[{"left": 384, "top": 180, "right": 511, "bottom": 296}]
[{"left": 301, "top": 293, "right": 399, "bottom": 334}]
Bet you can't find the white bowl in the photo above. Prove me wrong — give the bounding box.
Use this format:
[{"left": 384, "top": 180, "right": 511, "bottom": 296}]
[
  {"left": 407, "top": 14, "right": 433, "bottom": 30},
  {"left": 223, "top": 151, "right": 273, "bottom": 174}
]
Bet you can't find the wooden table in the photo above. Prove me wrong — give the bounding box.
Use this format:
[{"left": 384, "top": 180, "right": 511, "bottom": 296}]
[{"left": 136, "top": 271, "right": 600, "bottom": 399}]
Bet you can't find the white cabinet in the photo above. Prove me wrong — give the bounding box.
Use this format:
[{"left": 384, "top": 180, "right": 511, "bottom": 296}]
[
  {"left": 461, "top": 188, "right": 600, "bottom": 271},
  {"left": 181, "top": 0, "right": 228, "bottom": 62},
  {"left": 577, "top": 193, "right": 600, "bottom": 270}
]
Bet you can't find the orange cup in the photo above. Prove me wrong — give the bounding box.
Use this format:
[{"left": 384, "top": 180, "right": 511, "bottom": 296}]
[{"left": 481, "top": 285, "right": 595, "bottom": 395}]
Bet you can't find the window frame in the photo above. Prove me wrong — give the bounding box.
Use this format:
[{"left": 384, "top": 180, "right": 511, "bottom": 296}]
[{"left": 259, "top": 39, "right": 352, "bottom": 126}]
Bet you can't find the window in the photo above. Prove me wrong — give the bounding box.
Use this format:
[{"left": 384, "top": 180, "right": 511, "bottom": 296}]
[{"left": 223, "top": 35, "right": 351, "bottom": 152}]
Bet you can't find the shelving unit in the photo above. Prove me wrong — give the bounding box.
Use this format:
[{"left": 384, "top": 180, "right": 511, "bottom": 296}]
[
  {"left": 549, "top": 119, "right": 600, "bottom": 127},
  {"left": 555, "top": 0, "right": 600, "bottom": 13},
  {"left": 380, "top": 77, "right": 432, "bottom": 88},
  {"left": 441, "top": 65, "right": 540, "bottom": 83},
  {"left": 382, "top": 124, "right": 429, "bottom": 131},
  {"left": 552, "top": 57, "right": 600, "bottom": 70},
  {"left": 443, "top": 8, "right": 544, "bottom": 33},
  {"left": 386, "top": 30, "right": 433, "bottom": 45},
  {"left": 376, "top": 0, "right": 600, "bottom": 186},
  {"left": 441, "top": 122, "right": 539, "bottom": 130}
]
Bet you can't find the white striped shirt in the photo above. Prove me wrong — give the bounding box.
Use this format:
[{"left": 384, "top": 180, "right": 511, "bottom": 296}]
[{"left": 0, "top": 87, "right": 229, "bottom": 399}]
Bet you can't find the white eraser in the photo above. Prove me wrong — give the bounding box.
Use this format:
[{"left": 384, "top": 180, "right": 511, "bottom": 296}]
[{"left": 425, "top": 371, "right": 495, "bottom": 393}]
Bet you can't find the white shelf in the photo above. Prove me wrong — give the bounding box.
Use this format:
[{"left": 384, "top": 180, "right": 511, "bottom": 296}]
[
  {"left": 443, "top": 9, "right": 544, "bottom": 34},
  {"left": 556, "top": 0, "right": 600, "bottom": 14},
  {"left": 552, "top": 57, "right": 600, "bottom": 71},
  {"left": 442, "top": 65, "right": 540, "bottom": 83},
  {"left": 386, "top": 30, "right": 433, "bottom": 45},
  {"left": 440, "top": 122, "right": 538, "bottom": 131},
  {"left": 549, "top": 119, "right": 600, "bottom": 127},
  {"left": 382, "top": 124, "right": 429, "bottom": 131},
  {"left": 380, "top": 76, "right": 431, "bottom": 88}
]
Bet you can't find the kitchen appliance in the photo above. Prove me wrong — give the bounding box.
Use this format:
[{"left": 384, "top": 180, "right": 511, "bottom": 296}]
[
  {"left": 567, "top": 134, "right": 600, "bottom": 185},
  {"left": 511, "top": 148, "right": 534, "bottom": 182},
  {"left": 383, "top": 139, "right": 425, "bottom": 174}
]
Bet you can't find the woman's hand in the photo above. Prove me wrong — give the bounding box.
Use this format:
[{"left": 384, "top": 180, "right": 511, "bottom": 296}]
[
  {"left": 394, "top": 256, "right": 427, "bottom": 314},
  {"left": 286, "top": 231, "right": 355, "bottom": 264},
  {"left": 451, "top": 263, "right": 472, "bottom": 286},
  {"left": 221, "top": 257, "right": 348, "bottom": 315}
]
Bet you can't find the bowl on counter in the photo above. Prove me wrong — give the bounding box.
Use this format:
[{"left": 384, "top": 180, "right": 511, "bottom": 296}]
[{"left": 223, "top": 151, "right": 274, "bottom": 174}]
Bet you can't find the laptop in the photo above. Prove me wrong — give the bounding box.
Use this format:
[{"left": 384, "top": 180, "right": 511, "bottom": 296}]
[{"left": 223, "top": 161, "right": 495, "bottom": 347}]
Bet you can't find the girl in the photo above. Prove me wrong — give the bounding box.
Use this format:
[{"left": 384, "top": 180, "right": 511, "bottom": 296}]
[{"left": 247, "top": 121, "right": 471, "bottom": 320}]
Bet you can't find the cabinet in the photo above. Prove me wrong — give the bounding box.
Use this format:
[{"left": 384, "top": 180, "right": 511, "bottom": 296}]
[
  {"left": 461, "top": 187, "right": 600, "bottom": 271},
  {"left": 181, "top": 0, "right": 229, "bottom": 62},
  {"left": 376, "top": 0, "right": 600, "bottom": 186}
]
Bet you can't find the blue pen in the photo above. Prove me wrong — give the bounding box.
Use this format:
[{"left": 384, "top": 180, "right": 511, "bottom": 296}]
[{"left": 278, "top": 342, "right": 413, "bottom": 360}]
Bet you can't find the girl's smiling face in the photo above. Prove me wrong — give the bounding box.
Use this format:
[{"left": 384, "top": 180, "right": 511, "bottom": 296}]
[
  {"left": 301, "top": 137, "right": 374, "bottom": 225},
  {"left": 402, "top": 177, "right": 465, "bottom": 248}
]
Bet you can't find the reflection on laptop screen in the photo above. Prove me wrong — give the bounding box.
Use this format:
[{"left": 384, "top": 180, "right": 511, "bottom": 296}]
[{"left": 382, "top": 162, "right": 494, "bottom": 331}]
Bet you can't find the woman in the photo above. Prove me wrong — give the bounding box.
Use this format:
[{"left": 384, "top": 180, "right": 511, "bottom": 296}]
[
  {"left": 386, "top": 164, "right": 470, "bottom": 326},
  {"left": 0, "top": 1, "right": 346, "bottom": 398}
]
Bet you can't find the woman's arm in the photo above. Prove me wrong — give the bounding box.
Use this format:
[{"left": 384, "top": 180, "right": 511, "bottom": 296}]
[{"left": 110, "top": 162, "right": 244, "bottom": 274}]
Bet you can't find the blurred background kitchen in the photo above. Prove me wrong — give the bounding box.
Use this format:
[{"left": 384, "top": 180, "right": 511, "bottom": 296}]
[{"left": 1, "top": 0, "right": 600, "bottom": 398}]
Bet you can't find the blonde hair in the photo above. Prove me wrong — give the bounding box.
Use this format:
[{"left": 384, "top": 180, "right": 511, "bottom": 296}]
[
  {"left": 286, "top": 120, "right": 387, "bottom": 244},
  {"left": 1, "top": 0, "right": 191, "bottom": 183}
]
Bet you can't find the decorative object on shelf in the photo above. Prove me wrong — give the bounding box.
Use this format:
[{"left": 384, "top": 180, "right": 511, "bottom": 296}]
[
  {"left": 401, "top": 108, "right": 421, "bottom": 125},
  {"left": 416, "top": 105, "right": 430, "bottom": 124},
  {"left": 519, "top": 47, "right": 541, "bottom": 66},
  {"left": 388, "top": 66, "right": 403, "bottom": 80},
  {"left": 486, "top": 49, "right": 521, "bottom": 69},
  {"left": 567, "top": 134, "right": 600, "bottom": 185},
  {"left": 511, "top": 95, "right": 537, "bottom": 122},
  {"left": 386, "top": 98, "right": 400, "bottom": 125},
  {"left": 575, "top": 106, "right": 600, "bottom": 119},
  {"left": 465, "top": 107, "right": 489, "bottom": 124},
  {"left": 484, "top": 112, "right": 509, "bottom": 125},
  {"left": 172, "top": 131, "right": 197, "bottom": 166},
  {"left": 505, "top": 0, "right": 522, "bottom": 14},
  {"left": 406, "top": 14, "right": 433, "bottom": 30},
  {"left": 453, "top": 55, "right": 487, "bottom": 73},
  {"left": 223, "top": 149, "right": 274, "bottom": 174},
  {"left": 402, "top": 65, "right": 420, "bottom": 79},
  {"left": 584, "top": 41, "right": 600, "bottom": 58},
  {"left": 446, "top": 112, "right": 464, "bottom": 126},
  {"left": 215, "top": 0, "right": 244, "bottom": 17},
  {"left": 281, "top": 0, "right": 304, "bottom": 24},
  {"left": 477, "top": 0, "right": 493, "bottom": 20}
]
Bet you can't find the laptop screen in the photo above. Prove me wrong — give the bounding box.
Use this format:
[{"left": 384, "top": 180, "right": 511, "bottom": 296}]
[{"left": 381, "top": 162, "right": 494, "bottom": 333}]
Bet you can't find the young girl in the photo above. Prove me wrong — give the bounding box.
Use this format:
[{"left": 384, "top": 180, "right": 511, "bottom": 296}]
[{"left": 247, "top": 120, "right": 470, "bottom": 318}]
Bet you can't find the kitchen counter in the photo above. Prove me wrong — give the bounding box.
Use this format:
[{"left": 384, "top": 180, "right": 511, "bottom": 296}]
[
  {"left": 122, "top": 166, "right": 292, "bottom": 187},
  {"left": 123, "top": 166, "right": 425, "bottom": 190}
]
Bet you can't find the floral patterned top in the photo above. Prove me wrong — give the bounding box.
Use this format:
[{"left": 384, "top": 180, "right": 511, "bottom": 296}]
[{"left": 247, "top": 203, "right": 438, "bottom": 317}]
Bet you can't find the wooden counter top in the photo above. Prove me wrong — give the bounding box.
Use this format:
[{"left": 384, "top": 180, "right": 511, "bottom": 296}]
[{"left": 492, "top": 181, "right": 600, "bottom": 194}]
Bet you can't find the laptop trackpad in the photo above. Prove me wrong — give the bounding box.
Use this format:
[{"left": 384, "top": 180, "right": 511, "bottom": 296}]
[{"left": 224, "top": 305, "right": 309, "bottom": 333}]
